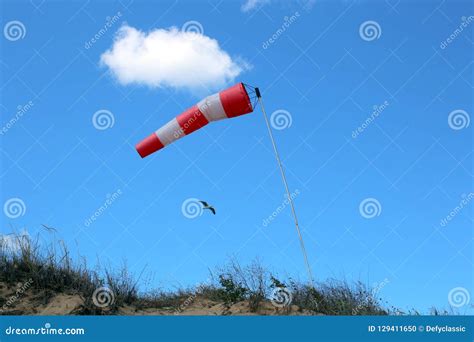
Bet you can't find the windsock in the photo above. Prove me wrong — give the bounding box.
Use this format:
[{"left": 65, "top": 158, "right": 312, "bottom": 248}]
[{"left": 136, "top": 83, "right": 255, "bottom": 158}]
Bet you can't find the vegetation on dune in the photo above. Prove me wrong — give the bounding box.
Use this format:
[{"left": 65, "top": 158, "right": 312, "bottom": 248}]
[{"left": 0, "top": 233, "right": 449, "bottom": 315}]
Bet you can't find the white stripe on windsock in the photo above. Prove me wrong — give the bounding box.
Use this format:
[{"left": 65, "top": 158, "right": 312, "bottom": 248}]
[
  {"left": 197, "top": 93, "right": 227, "bottom": 122},
  {"left": 136, "top": 83, "right": 253, "bottom": 158},
  {"left": 155, "top": 118, "right": 184, "bottom": 146}
]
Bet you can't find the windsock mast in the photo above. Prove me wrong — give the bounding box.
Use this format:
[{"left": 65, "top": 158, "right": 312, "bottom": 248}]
[{"left": 254, "top": 86, "right": 315, "bottom": 287}]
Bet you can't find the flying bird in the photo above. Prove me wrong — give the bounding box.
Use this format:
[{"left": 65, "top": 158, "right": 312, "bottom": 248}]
[
  {"left": 199, "top": 201, "right": 216, "bottom": 215},
  {"left": 41, "top": 224, "right": 57, "bottom": 233}
]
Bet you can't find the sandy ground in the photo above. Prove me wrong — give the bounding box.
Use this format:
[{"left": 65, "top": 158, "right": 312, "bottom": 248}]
[{"left": 0, "top": 282, "right": 309, "bottom": 316}]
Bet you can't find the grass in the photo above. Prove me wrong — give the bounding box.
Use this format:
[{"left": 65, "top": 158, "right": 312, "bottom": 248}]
[{"left": 0, "top": 233, "right": 429, "bottom": 315}]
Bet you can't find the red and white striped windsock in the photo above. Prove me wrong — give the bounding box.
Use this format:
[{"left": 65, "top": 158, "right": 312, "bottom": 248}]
[{"left": 136, "top": 83, "right": 255, "bottom": 158}]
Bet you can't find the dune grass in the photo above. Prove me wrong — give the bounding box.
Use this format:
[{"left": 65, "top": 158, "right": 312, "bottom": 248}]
[{"left": 0, "top": 233, "right": 411, "bottom": 315}]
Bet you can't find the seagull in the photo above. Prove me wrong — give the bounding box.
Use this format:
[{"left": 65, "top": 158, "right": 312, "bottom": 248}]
[
  {"left": 41, "top": 224, "right": 57, "bottom": 233},
  {"left": 199, "top": 201, "right": 216, "bottom": 215}
]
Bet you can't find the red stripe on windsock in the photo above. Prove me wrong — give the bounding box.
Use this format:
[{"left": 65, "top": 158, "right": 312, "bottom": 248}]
[
  {"left": 176, "top": 105, "right": 209, "bottom": 135},
  {"left": 220, "top": 83, "right": 252, "bottom": 118},
  {"left": 135, "top": 83, "right": 254, "bottom": 158},
  {"left": 136, "top": 133, "right": 164, "bottom": 158}
]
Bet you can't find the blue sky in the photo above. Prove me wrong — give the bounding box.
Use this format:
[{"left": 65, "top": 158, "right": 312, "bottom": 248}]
[{"left": 0, "top": 0, "right": 472, "bottom": 313}]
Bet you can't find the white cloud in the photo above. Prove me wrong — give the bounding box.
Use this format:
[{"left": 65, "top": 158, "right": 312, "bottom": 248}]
[
  {"left": 0, "top": 232, "right": 29, "bottom": 253},
  {"left": 241, "top": 0, "right": 270, "bottom": 12},
  {"left": 101, "top": 25, "right": 247, "bottom": 93},
  {"left": 241, "top": 0, "right": 315, "bottom": 12}
]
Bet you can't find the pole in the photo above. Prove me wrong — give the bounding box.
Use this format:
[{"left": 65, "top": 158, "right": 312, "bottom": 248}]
[{"left": 255, "top": 88, "right": 315, "bottom": 287}]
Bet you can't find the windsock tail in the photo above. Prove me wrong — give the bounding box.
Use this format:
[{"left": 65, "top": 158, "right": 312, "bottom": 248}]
[{"left": 136, "top": 133, "right": 164, "bottom": 158}]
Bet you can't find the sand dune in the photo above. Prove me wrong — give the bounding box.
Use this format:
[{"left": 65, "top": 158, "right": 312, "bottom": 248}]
[{"left": 0, "top": 282, "right": 309, "bottom": 316}]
